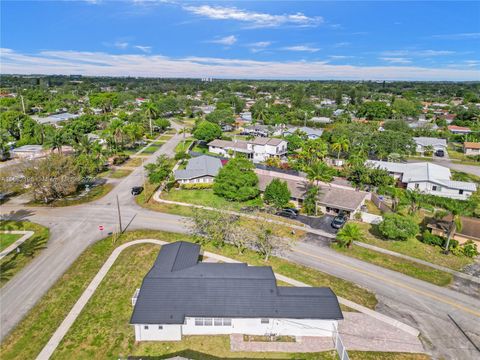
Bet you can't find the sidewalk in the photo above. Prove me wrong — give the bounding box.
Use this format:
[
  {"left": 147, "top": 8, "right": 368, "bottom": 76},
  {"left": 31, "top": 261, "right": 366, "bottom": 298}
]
[{"left": 0, "top": 230, "right": 34, "bottom": 260}]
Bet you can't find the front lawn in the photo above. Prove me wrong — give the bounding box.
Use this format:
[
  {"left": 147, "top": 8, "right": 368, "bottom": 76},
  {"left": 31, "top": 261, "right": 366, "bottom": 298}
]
[
  {"left": 175, "top": 139, "right": 193, "bottom": 153},
  {"left": 0, "top": 229, "right": 377, "bottom": 359},
  {"left": 0, "top": 221, "right": 50, "bottom": 286},
  {"left": 0, "top": 233, "right": 22, "bottom": 252},
  {"left": 332, "top": 244, "right": 453, "bottom": 286},
  {"left": 108, "top": 169, "right": 133, "bottom": 179},
  {"left": 354, "top": 222, "right": 473, "bottom": 271},
  {"left": 141, "top": 144, "right": 162, "bottom": 154},
  {"left": 162, "top": 189, "right": 264, "bottom": 212},
  {"left": 30, "top": 183, "right": 114, "bottom": 207}
]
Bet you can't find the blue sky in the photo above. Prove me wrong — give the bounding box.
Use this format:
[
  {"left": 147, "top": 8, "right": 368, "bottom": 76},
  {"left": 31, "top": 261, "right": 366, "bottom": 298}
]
[{"left": 1, "top": 1, "right": 479, "bottom": 80}]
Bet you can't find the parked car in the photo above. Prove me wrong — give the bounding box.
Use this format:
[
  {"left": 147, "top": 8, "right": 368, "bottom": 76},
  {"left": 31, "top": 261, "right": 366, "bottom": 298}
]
[
  {"left": 131, "top": 186, "right": 144, "bottom": 196},
  {"left": 435, "top": 149, "right": 445, "bottom": 157},
  {"left": 331, "top": 212, "right": 348, "bottom": 229},
  {"left": 276, "top": 208, "right": 298, "bottom": 219}
]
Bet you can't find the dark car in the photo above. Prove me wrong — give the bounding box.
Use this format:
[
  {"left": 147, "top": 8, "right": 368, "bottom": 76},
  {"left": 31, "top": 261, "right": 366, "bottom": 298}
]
[
  {"left": 276, "top": 208, "right": 298, "bottom": 219},
  {"left": 131, "top": 186, "right": 144, "bottom": 196},
  {"left": 435, "top": 149, "right": 445, "bottom": 157},
  {"left": 331, "top": 213, "right": 348, "bottom": 229}
]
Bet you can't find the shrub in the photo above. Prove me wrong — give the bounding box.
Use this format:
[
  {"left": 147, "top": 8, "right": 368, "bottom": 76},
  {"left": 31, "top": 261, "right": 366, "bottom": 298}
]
[
  {"left": 174, "top": 151, "right": 191, "bottom": 161},
  {"left": 378, "top": 213, "right": 419, "bottom": 241},
  {"left": 263, "top": 178, "right": 291, "bottom": 209},
  {"left": 112, "top": 153, "right": 129, "bottom": 165},
  {"left": 461, "top": 241, "right": 479, "bottom": 258},
  {"left": 421, "top": 230, "right": 445, "bottom": 247},
  {"left": 180, "top": 183, "right": 214, "bottom": 190}
]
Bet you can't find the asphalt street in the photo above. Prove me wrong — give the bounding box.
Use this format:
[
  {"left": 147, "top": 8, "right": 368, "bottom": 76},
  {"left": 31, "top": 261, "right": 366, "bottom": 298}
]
[{"left": 1, "top": 126, "right": 479, "bottom": 359}]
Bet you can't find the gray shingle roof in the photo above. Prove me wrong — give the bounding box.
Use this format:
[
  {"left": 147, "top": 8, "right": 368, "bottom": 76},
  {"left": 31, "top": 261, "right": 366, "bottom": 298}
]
[
  {"left": 174, "top": 155, "right": 222, "bottom": 180},
  {"left": 131, "top": 242, "right": 343, "bottom": 324}
]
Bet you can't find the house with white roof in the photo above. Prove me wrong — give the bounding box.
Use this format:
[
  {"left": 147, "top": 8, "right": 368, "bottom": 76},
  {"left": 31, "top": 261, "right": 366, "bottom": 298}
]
[
  {"left": 208, "top": 137, "right": 287, "bottom": 163},
  {"left": 131, "top": 242, "right": 343, "bottom": 341},
  {"left": 283, "top": 127, "right": 324, "bottom": 140},
  {"left": 413, "top": 137, "right": 447, "bottom": 154},
  {"left": 366, "top": 160, "right": 477, "bottom": 200}
]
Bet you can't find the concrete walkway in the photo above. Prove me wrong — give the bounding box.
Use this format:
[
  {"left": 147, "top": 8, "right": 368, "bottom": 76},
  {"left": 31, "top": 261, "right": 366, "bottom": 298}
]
[
  {"left": 0, "top": 231, "right": 34, "bottom": 260},
  {"left": 36, "top": 239, "right": 421, "bottom": 360},
  {"left": 354, "top": 241, "right": 480, "bottom": 284}
]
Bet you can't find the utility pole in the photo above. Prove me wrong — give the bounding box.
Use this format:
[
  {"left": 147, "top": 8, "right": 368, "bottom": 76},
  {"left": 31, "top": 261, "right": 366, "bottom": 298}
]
[
  {"left": 20, "top": 95, "right": 26, "bottom": 115},
  {"left": 116, "top": 195, "right": 123, "bottom": 234}
]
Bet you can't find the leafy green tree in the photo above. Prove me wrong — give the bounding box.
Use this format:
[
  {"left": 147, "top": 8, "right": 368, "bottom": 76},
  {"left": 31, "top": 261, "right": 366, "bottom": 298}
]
[
  {"left": 144, "top": 154, "right": 173, "bottom": 184},
  {"left": 305, "top": 161, "right": 335, "bottom": 186},
  {"left": 154, "top": 118, "right": 171, "bottom": 131},
  {"left": 336, "top": 223, "right": 364, "bottom": 248},
  {"left": 383, "top": 119, "right": 411, "bottom": 133},
  {"left": 284, "top": 134, "right": 304, "bottom": 155},
  {"left": 331, "top": 137, "right": 350, "bottom": 160},
  {"left": 357, "top": 101, "right": 392, "bottom": 120},
  {"left": 193, "top": 121, "right": 222, "bottom": 142},
  {"left": 264, "top": 178, "right": 291, "bottom": 209},
  {"left": 378, "top": 213, "right": 419, "bottom": 241},
  {"left": 297, "top": 138, "right": 328, "bottom": 168},
  {"left": 392, "top": 98, "right": 420, "bottom": 118},
  {"left": 44, "top": 129, "right": 67, "bottom": 153},
  {"left": 205, "top": 109, "right": 235, "bottom": 125},
  {"left": 213, "top": 157, "right": 259, "bottom": 201},
  {"left": 89, "top": 93, "right": 119, "bottom": 113}
]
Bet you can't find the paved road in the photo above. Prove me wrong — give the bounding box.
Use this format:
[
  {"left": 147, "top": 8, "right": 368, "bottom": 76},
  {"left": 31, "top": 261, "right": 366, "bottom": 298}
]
[{"left": 1, "top": 126, "right": 480, "bottom": 359}]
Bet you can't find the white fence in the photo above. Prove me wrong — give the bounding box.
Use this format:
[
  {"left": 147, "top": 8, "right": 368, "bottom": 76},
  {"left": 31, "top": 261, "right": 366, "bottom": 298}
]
[{"left": 333, "top": 323, "right": 349, "bottom": 360}]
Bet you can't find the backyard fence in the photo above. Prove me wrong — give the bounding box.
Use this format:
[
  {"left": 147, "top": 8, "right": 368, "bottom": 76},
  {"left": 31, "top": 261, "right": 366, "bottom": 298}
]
[
  {"left": 371, "top": 193, "right": 392, "bottom": 213},
  {"left": 333, "top": 323, "right": 350, "bottom": 360}
]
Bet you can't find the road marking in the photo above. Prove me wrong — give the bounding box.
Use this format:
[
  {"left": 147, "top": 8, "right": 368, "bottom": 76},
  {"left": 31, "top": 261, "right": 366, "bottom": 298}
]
[{"left": 293, "top": 248, "right": 480, "bottom": 317}]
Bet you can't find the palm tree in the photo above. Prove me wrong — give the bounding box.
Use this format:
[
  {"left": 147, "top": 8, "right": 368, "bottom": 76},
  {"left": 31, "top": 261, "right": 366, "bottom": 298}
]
[
  {"left": 390, "top": 187, "right": 403, "bottom": 212},
  {"left": 305, "top": 161, "right": 336, "bottom": 187},
  {"left": 403, "top": 189, "right": 422, "bottom": 214},
  {"left": 143, "top": 102, "right": 158, "bottom": 136},
  {"left": 45, "top": 130, "right": 66, "bottom": 153},
  {"left": 434, "top": 209, "right": 463, "bottom": 253},
  {"left": 336, "top": 223, "right": 364, "bottom": 248},
  {"left": 331, "top": 137, "right": 350, "bottom": 161}
]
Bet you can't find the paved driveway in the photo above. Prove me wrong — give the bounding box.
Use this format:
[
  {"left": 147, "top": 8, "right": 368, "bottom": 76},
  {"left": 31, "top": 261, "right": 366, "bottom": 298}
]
[{"left": 297, "top": 214, "right": 338, "bottom": 235}]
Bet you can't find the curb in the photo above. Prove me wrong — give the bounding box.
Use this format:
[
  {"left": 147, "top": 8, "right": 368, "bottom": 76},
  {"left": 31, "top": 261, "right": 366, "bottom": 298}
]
[{"left": 0, "top": 231, "right": 35, "bottom": 260}]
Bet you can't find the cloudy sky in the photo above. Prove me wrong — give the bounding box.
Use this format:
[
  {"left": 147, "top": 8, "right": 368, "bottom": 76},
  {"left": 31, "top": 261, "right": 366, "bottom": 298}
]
[{"left": 1, "top": 0, "right": 479, "bottom": 80}]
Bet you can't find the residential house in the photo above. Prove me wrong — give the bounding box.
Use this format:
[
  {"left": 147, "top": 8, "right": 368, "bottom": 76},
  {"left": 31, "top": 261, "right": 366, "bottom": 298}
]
[
  {"left": 208, "top": 138, "right": 287, "bottom": 163},
  {"left": 448, "top": 125, "right": 471, "bottom": 135},
  {"left": 463, "top": 142, "right": 480, "bottom": 156},
  {"left": 10, "top": 145, "right": 46, "bottom": 159},
  {"left": 427, "top": 215, "right": 480, "bottom": 247},
  {"left": 257, "top": 172, "right": 369, "bottom": 219},
  {"left": 31, "top": 112, "right": 79, "bottom": 125},
  {"left": 240, "top": 111, "right": 252, "bottom": 121},
  {"left": 310, "top": 117, "right": 332, "bottom": 124},
  {"left": 413, "top": 137, "right": 447, "bottom": 154},
  {"left": 283, "top": 127, "right": 324, "bottom": 140},
  {"left": 174, "top": 155, "right": 222, "bottom": 184},
  {"left": 130, "top": 241, "right": 343, "bottom": 341},
  {"left": 366, "top": 160, "right": 477, "bottom": 200},
  {"left": 241, "top": 125, "right": 283, "bottom": 137}
]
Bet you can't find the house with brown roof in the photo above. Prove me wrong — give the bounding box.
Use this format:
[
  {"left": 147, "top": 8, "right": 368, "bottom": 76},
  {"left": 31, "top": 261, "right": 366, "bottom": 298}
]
[
  {"left": 463, "top": 142, "right": 480, "bottom": 156},
  {"left": 427, "top": 215, "right": 480, "bottom": 247},
  {"left": 208, "top": 137, "right": 287, "bottom": 163},
  {"left": 448, "top": 125, "right": 471, "bottom": 135}
]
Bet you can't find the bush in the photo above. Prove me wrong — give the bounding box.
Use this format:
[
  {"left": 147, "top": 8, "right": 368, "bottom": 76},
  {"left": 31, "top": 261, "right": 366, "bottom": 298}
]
[
  {"left": 378, "top": 213, "right": 419, "bottom": 241},
  {"left": 180, "top": 183, "right": 214, "bottom": 190},
  {"left": 421, "top": 231, "right": 445, "bottom": 247},
  {"left": 112, "top": 153, "right": 129, "bottom": 165},
  {"left": 461, "top": 241, "right": 479, "bottom": 258},
  {"left": 263, "top": 178, "right": 291, "bottom": 209},
  {"left": 174, "top": 151, "right": 191, "bottom": 161}
]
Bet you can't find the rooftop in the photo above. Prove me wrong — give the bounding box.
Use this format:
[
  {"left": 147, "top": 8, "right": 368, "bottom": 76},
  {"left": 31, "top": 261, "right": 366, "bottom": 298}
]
[
  {"left": 464, "top": 142, "right": 480, "bottom": 149},
  {"left": 413, "top": 137, "right": 447, "bottom": 147},
  {"left": 174, "top": 155, "right": 222, "bottom": 180},
  {"left": 131, "top": 242, "right": 343, "bottom": 325}
]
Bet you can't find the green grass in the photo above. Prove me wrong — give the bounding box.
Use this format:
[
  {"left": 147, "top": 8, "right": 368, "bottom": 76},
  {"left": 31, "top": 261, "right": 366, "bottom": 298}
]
[
  {"left": 108, "top": 169, "right": 132, "bottom": 179},
  {"left": 354, "top": 222, "right": 473, "bottom": 271},
  {"left": 175, "top": 139, "right": 194, "bottom": 153},
  {"left": 332, "top": 244, "right": 453, "bottom": 286},
  {"left": 364, "top": 200, "right": 382, "bottom": 215},
  {"left": 0, "top": 221, "right": 50, "bottom": 286},
  {"left": 191, "top": 145, "right": 219, "bottom": 156},
  {"left": 141, "top": 144, "right": 162, "bottom": 154},
  {"left": 121, "top": 157, "right": 143, "bottom": 168},
  {"left": 0, "top": 233, "right": 22, "bottom": 252},
  {"left": 162, "top": 189, "right": 264, "bottom": 212},
  {"left": 30, "top": 183, "right": 114, "bottom": 207},
  {"left": 158, "top": 134, "right": 173, "bottom": 141},
  {"left": 0, "top": 229, "right": 377, "bottom": 360}
]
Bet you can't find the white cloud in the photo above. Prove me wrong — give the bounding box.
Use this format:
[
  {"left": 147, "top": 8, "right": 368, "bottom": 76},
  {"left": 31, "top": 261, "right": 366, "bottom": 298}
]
[
  {"left": 381, "top": 49, "right": 455, "bottom": 58},
  {"left": 432, "top": 33, "right": 480, "bottom": 40},
  {"left": 1, "top": 48, "right": 478, "bottom": 81},
  {"left": 329, "top": 55, "right": 353, "bottom": 60},
  {"left": 183, "top": 5, "right": 323, "bottom": 28},
  {"left": 114, "top": 41, "right": 129, "bottom": 49},
  {"left": 135, "top": 45, "right": 152, "bottom": 53},
  {"left": 248, "top": 41, "right": 272, "bottom": 53},
  {"left": 209, "top": 35, "right": 237, "bottom": 46},
  {"left": 334, "top": 42, "right": 350, "bottom": 48},
  {"left": 380, "top": 57, "right": 412, "bottom": 64},
  {"left": 282, "top": 45, "right": 320, "bottom": 53}
]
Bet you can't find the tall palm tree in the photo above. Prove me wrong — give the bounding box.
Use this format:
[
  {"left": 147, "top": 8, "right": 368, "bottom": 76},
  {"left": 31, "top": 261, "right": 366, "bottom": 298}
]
[
  {"left": 435, "top": 209, "right": 463, "bottom": 253},
  {"left": 336, "top": 223, "right": 364, "bottom": 248},
  {"left": 143, "top": 102, "right": 158, "bottom": 136},
  {"left": 403, "top": 188, "right": 422, "bottom": 214},
  {"left": 305, "top": 161, "right": 336, "bottom": 187},
  {"left": 331, "top": 137, "right": 350, "bottom": 160},
  {"left": 45, "top": 130, "right": 66, "bottom": 154}
]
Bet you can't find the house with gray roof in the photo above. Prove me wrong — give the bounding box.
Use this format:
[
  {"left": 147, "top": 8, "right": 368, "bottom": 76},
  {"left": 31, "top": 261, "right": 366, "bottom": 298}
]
[
  {"left": 174, "top": 155, "right": 222, "bottom": 184},
  {"left": 130, "top": 241, "right": 343, "bottom": 341},
  {"left": 413, "top": 137, "right": 447, "bottom": 154},
  {"left": 283, "top": 126, "right": 324, "bottom": 140},
  {"left": 366, "top": 160, "right": 477, "bottom": 200}
]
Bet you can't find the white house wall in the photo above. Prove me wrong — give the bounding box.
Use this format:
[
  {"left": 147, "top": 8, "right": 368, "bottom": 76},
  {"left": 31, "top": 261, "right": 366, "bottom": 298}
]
[
  {"left": 405, "top": 182, "right": 472, "bottom": 200},
  {"left": 134, "top": 324, "right": 182, "bottom": 341}
]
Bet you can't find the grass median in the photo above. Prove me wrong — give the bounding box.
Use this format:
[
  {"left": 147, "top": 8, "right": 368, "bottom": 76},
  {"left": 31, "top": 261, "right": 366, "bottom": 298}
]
[
  {"left": 0, "top": 233, "right": 22, "bottom": 252},
  {"left": 0, "top": 221, "right": 50, "bottom": 287},
  {"left": 0, "top": 229, "right": 377, "bottom": 359}
]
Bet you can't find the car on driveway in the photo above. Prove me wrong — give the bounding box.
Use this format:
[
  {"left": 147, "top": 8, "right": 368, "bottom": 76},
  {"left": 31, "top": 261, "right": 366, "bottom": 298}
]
[
  {"left": 131, "top": 186, "right": 144, "bottom": 196},
  {"left": 435, "top": 149, "right": 445, "bottom": 157},
  {"left": 276, "top": 208, "right": 298, "bottom": 219},
  {"left": 331, "top": 212, "right": 348, "bottom": 229}
]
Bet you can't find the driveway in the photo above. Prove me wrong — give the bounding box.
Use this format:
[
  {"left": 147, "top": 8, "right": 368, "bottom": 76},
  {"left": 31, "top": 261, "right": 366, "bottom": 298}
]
[{"left": 297, "top": 214, "right": 338, "bottom": 235}]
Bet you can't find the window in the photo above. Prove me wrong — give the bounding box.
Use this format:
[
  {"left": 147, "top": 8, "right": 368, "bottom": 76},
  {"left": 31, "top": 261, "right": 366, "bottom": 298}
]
[
  {"left": 158, "top": 325, "right": 163, "bottom": 330},
  {"left": 432, "top": 185, "right": 437, "bottom": 191},
  {"left": 261, "top": 318, "right": 270, "bottom": 324},
  {"left": 214, "top": 318, "right": 223, "bottom": 326},
  {"left": 459, "top": 190, "right": 464, "bottom": 195},
  {"left": 415, "top": 183, "right": 419, "bottom": 189},
  {"left": 144, "top": 325, "right": 149, "bottom": 330},
  {"left": 223, "top": 318, "right": 232, "bottom": 326},
  {"left": 195, "top": 318, "right": 203, "bottom": 326},
  {"left": 204, "top": 318, "right": 213, "bottom": 326}
]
